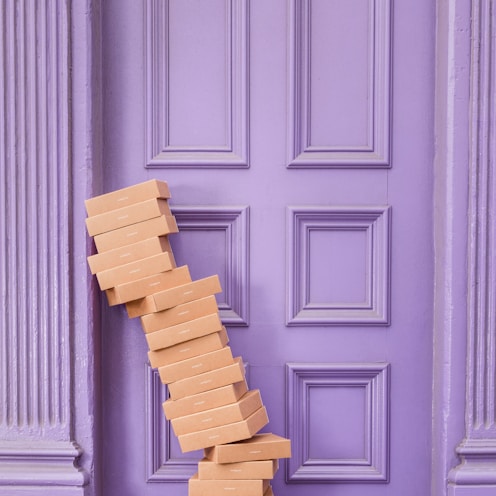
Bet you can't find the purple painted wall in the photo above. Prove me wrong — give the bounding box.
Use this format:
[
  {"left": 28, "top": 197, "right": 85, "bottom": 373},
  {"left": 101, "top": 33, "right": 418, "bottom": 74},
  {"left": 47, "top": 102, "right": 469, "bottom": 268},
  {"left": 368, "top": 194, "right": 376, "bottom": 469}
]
[{"left": 0, "top": 1, "right": 494, "bottom": 496}]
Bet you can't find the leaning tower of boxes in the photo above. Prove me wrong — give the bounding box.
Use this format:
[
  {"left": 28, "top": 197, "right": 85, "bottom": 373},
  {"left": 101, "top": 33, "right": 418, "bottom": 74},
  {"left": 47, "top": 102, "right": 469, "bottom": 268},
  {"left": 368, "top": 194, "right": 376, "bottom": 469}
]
[{"left": 85, "top": 179, "right": 290, "bottom": 496}]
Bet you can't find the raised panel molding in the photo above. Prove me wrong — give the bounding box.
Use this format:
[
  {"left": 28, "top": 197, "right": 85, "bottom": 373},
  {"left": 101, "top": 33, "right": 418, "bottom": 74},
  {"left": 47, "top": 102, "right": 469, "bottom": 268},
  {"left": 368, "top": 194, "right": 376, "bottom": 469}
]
[
  {"left": 449, "top": 1, "right": 496, "bottom": 488},
  {"left": 172, "top": 206, "right": 250, "bottom": 326},
  {"left": 0, "top": 0, "right": 85, "bottom": 490},
  {"left": 145, "top": 0, "right": 249, "bottom": 168},
  {"left": 287, "top": 206, "right": 391, "bottom": 325},
  {"left": 286, "top": 362, "right": 390, "bottom": 482},
  {"left": 288, "top": 0, "right": 392, "bottom": 168}
]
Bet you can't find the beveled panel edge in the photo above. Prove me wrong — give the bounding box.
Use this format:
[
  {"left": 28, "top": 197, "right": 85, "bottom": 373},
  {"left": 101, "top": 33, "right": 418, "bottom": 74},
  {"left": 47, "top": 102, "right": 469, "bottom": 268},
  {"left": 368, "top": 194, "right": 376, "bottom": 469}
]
[
  {"left": 145, "top": 0, "right": 250, "bottom": 168},
  {"left": 172, "top": 205, "right": 250, "bottom": 326},
  {"left": 285, "top": 362, "right": 390, "bottom": 482},
  {"left": 145, "top": 365, "right": 198, "bottom": 482},
  {"left": 286, "top": 206, "right": 391, "bottom": 326},
  {"left": 287, "top": 0, "right": 392, "bottom": 168}
]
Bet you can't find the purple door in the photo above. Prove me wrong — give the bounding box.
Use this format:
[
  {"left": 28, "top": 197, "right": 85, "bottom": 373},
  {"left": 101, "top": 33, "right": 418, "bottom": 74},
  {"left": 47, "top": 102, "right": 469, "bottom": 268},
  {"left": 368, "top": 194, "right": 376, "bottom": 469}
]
[{"left": 100, "top": 1, "right": 434, "bottom": 494}]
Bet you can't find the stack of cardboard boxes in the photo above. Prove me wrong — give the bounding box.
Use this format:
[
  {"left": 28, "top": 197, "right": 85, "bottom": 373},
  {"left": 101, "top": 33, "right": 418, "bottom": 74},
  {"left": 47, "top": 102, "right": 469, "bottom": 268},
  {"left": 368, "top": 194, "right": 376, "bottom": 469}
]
[{"left": 85, "top": 179, "right": 290, "bottom": 495}]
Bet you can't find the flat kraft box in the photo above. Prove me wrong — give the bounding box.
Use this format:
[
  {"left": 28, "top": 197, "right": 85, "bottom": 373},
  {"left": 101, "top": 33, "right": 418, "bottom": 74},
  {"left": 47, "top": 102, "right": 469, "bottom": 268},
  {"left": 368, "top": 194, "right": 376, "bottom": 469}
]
[
  {"left": 204, "top": 433, "right": 291, "bottom": 464},
  {"left": 198, "top": 458, "right": 278, "bottom": 480},
  {"left": 94, "top": 215, "right": 178, "bottom": 253},
  {"left": 106, "top": 265, "right": 191, "bottom": 306},
  {"left": 168, "top": 357, "right": 245, "bottom": 400},
  {"left": 171, "top": 390, "right": 263, "bottom": 436},
  {"left": 146, "top": 313, "right": 222, "bottom": 352},
  {"left": 178, "top": 406, "right": 269, "bottom": 452},
  {"left": 96, "top": 252, "right": 174, "bottom": 291},
  {"left": 148, "top": 328, "right": 229, "bottom": 369},
  {"left": 159, "top": 346, "right": 234, "bottom": 384},
  {"left": 85, "top": 179, "right": 170, "bottom": 216},
  {"left": 85, "top": 198, "right": 172, "bottom": 236},
  {"left": 126, "top": 275, "right": 221, "bottom": 318},
  {"left": 141, "top": 295, "right": 218, "bottom": 333},
  {"left": 188, "top": 474, "right": 269, "bottom": 496},
  {"left": 87, "top": 236, "right": 172, "bottom": 274},
  {"left": 163, "top": 380, "right": 248, "bottom": 420}
]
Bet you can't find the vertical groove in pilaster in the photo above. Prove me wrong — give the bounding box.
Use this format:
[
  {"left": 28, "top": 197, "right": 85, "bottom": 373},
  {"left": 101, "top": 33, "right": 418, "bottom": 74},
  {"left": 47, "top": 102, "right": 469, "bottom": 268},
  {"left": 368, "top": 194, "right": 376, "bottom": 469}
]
[
  {"left": 0, "top": 0, "right": 71, "bottom": 439},
  {"left": 468, "top": 0, "right": 496, "bottom": 435}
]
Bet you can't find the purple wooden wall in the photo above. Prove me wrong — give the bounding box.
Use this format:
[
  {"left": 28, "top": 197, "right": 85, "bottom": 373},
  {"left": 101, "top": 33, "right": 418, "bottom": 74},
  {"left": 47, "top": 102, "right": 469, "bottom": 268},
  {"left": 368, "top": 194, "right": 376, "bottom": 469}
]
[{"left": 0, "top": 1, "right": 495, "bottom": 495}]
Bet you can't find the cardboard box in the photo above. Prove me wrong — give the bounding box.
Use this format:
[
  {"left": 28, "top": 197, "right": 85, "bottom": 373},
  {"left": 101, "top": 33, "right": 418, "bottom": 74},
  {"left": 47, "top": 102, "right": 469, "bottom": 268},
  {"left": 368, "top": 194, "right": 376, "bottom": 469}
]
[
  {"left": 85, "top": 179, "right": 171, "bottom": 216},
  {"left": 106, "top": 265, "right": 191, "bottom": 306},
  {"left": 198, "top": 458, "right": 278, "bottom": 480},
  {"left": 140, "top": 295, "right": 218, "bottom": 333},
  {"left": 204, "top": 433, "right": 292, "bottom": 464},
  {"left": 94, "top": 215, "right": 178, "bottom": 253},
  {"left": 146, "top": 313, "right": 223, "bottom": 352},
  {"left": 87, "top": 236, "right": 172, "bottom": 274},
  {"left": 148, "top": 328, "right": 229, "bottom": 369},
  {"left": 158, "top": 346, "right": 234, "bottom": 384},
  {"left": 96, "top": 252, "right": 174, "bottom": 291},
  {"left": 188, "top": 473, "right": 269, "bottom": 496},
  {"left": 178, "top": 406, "right": 269, "bottom": 452},
  {"left": 85, "top": 198, "right": 172, "bottom": 236},
  {"left": 126, "top": 275, "right": 222, "bottom": 318},
  {"left": 168, "top": 357, "right": 245, "bottom": 400},
  {"left": 171, "top": 390, "right": 263, "bottom": 436},
  {"left": 163, "top": 380, "right": 248, "bottom": 420}
]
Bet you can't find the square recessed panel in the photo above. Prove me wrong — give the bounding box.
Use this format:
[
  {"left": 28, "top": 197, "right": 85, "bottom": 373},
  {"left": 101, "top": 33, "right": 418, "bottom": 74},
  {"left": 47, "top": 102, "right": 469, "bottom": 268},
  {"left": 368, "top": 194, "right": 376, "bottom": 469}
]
[
  {"left": 171, "top": 206, "right": 249, "bottom": 326},
  {"left": 286, "top": 362, "right": 390, "bottom": 482},
  {"left": 287, "top": 206, "right": 391, "bottom": 325}
]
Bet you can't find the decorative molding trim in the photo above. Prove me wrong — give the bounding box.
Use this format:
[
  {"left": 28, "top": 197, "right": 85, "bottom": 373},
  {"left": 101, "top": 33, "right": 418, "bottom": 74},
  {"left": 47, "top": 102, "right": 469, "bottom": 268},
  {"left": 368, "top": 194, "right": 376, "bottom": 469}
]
[
  {"left": 0, "top": 0, "right": 72, "bottom": 439},
  {"left": 0, "top": 441, "right": 87, "bottom": 487},
  {"left": 286, "top": 362, "right": 390, "bottom": 482},
  {"left": 448, "top": 0, "right": 496, "bottom": 488},
  {"left": 287, "top": 0, "right": 392, "bottom": 168},
  {"left": 145, "top": 365, "right": 199, "bottom": 482},
  {"left": 145, "top": 0, "right": 250, "bottom": 168},
  {"left": 286, "top": 206, "right": 391, "bottom": 325},
  {"left": 172, "top": 206, "right": 250, "bottom": 326}
]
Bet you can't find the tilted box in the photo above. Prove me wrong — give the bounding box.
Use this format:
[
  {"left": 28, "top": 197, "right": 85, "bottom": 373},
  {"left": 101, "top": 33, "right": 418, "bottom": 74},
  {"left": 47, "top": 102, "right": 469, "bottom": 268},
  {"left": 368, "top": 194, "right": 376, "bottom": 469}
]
[
  {"left": 163, "top": 380, "right": 248, "bottom": 420},
  {"left": 171, "top": 390, "right": 263, "bottom": 436},
  {"left": 204, "top": 433, "right": 291, "bottom": 464},
  {"left": 85, "top": 198, "right": 172, "bottom": 236},
  {"left": 84, "top": 179, "right": 170, "bottom": 216},
  {"left": 198, "top": 458, "right": 278, "bottom": 480},
  {"left": 148, "top": 328, "right": 229, "bottom": 369},
  {"left": 94, "top": 215, "right": 178, "bottom": 253}
]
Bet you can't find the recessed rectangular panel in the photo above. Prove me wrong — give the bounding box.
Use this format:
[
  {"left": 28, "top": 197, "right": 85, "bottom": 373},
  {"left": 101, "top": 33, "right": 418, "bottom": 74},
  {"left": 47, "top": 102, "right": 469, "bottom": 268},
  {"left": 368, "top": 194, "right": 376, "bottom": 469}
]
[
  {"left": 308, "top": 385, "right": 366, "bottom": 460},
  {"left": 309, "top": 228, "right": 368, "bottom": 305},
  {"left": 309, "top": 0, "right": 371, "bottom": 147},
  {"left": 168, "top": 0, "right": 228, "bottom": 147}
]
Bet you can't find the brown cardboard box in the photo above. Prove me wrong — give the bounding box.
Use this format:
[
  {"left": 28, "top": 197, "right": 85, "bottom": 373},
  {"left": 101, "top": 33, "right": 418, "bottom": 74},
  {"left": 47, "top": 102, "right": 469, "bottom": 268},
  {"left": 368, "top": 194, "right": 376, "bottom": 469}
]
[
  {"left": 126, "top": 275, "right": 222, "bottom": 318},
  {"left": 85, "top": 179, "right": 170, "bottom": 216},
  {"left": 106, "top": 265, "right": 191, "bottom": 306},
  {"left": 198, "top": 458, "right": 278, "bottom": 480},
  {"left": 140, "top": 295, "right": 218, "bottom": 333},
  {"left": 168, "top": 357, "right": 245, "bottom": 400},
  {"left": 158, "top": 346, "right": 234, "bottom": 384},
  {"left": 85, "top": 198, "right": 172, "bottom": 236},
  {"left": 204, "top": 433, "right": 292, "bottom": 464},
  {"left": 178, "top": 406, "right": 269, "bottom": 452},
  {"left": 188, "top": 473, "right": 269, "bottom": 496},
  {"left": 171, "top": 390, "right": 263, "bottom": 436},
  {"left": 146, "top": 313, "right": 223, "bottom": 352},
  {"left": 96, "top": 252, "right": 174, "bottom": 291},
  {"left": 94, "top": 215, "right": 178, "bottom": 253},
  {"left": 263, "top": 486, "right": 274, "bottom": 496},
  {"left": 148, "top": 328, "right": 229, "bottom": 369},
  {"left": 87, "top": 236, "right": 172, "bottom": 274},
  {"left": 163, "top": 380, "right": 248, "bottom": 419}
]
